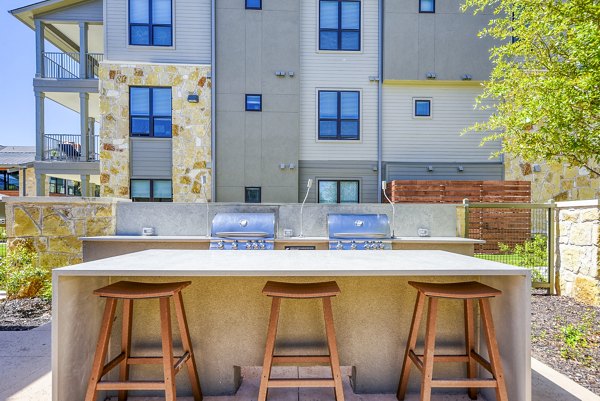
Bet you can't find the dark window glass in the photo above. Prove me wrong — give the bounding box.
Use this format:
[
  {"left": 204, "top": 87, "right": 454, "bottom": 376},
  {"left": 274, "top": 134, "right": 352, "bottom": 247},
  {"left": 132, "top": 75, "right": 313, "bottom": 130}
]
[
  {"left": 246, "top": 0, "right": 261, "bottom": 9},
  {"left": 129, "top": 0, "right": 172, "bottom": 46},
  {"left": 319, "top": 0, "right": 360, "bottom": 51},
  {"left": 318, "top": 90, "right": 360, "bottom": 140},
  {"left": 318, "top": 180, "right": 359, "bottom": 203},
  {"left": 419, "top": 0, "right": 435, "bottom": 13},
  {"left": 49, "top": 177, "right": 80, "bottom": 196},
  {"left": 130, "top": 87, "right": 172, "bottom": 137},
  {"left": 245, "top": 94, "right": 262, "bottom": 111},
  {"left": 245, "top": 187, "right": 261, "bottom": 203},
  {"left": 131, "top": 179, "right": 172, "bottom": 202},
  {"left": 414, "top": 99, "right": 431, "bottom": 117},
  {"left": 0, "top": 171, "right": 19, "bottom": 191}
]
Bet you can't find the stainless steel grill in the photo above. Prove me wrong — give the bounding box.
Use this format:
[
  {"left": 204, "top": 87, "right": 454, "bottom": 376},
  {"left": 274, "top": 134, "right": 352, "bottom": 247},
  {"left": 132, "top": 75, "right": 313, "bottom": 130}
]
[
  {"left": 327, "top": 214, "right": 392, "bottom": 250},
  {"left": 210, "top": 212, "right": 276, "bottom": 250}
]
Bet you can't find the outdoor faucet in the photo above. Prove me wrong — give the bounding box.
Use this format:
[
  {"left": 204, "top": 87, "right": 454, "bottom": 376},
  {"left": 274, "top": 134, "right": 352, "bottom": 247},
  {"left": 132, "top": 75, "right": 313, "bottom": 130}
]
[
  {"left": 382, "top": 181, "right": 396, "bottom": 238},
  {"left": 299, "top": 179, "right": 313, "bottom": 237}
]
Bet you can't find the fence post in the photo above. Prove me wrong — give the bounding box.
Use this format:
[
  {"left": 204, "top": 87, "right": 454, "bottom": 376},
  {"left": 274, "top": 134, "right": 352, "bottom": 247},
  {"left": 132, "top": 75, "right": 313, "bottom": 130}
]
[
  {"left": 462, "top": 198, "right": 470, "bottom": 238},
  {"left": 547, "top": 200, "right": 556, "bottom": 295}
]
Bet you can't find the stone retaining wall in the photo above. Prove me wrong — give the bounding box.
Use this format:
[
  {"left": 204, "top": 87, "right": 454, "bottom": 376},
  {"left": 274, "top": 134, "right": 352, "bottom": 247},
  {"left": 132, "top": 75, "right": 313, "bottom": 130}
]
[
  {"left": 556, "top": 201, "right": 600, "bottom": 305},
  {"left": 4, "top": 198, "right": 124, "bottom": 269}
]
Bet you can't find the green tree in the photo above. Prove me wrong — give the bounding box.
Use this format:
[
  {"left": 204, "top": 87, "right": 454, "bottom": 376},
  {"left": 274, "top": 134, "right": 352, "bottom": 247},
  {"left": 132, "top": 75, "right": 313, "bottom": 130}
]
[{"left": 461, "top": 0, "right": 600, "bottom": 175}]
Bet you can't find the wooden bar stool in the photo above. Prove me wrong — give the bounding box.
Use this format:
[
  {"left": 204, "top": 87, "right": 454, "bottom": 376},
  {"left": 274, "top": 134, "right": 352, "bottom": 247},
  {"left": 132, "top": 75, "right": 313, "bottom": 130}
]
[
  {"left": 85, "top": 281, "right": 203, "bottom": 401},
  {"left": 397, "top": 281, "right": 508, "bottom": 401},
  {"left": 258, "top": 281, "right": 344, "bottom": 401}
]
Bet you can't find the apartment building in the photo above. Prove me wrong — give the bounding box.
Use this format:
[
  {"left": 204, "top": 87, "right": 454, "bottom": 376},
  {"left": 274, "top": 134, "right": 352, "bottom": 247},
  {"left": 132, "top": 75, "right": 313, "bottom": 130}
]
[{"left": 12, "top": 0, "right": 501, "bottom": 203}]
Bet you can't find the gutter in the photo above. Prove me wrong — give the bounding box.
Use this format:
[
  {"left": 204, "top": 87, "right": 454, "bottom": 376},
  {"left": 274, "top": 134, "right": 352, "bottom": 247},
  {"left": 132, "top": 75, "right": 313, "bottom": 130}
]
[
  {"left": 210, "top": 0, "right": 216, "bottom": 201},
  {"left": 377, "top": 0, "right": 383, "bottom": 202}
]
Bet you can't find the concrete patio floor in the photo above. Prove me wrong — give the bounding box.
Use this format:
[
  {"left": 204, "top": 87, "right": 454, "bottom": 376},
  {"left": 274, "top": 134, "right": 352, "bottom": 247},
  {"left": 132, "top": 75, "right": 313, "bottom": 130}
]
[{"left": 0, "top": 322, "right": 598, "bottom": 401}]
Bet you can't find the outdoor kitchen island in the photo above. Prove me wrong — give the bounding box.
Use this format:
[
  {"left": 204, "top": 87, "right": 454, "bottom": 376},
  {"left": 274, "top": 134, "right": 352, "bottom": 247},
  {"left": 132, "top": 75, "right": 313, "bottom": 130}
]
[{"left": 52, "top": 250, "right": 531, "bottom": 401}]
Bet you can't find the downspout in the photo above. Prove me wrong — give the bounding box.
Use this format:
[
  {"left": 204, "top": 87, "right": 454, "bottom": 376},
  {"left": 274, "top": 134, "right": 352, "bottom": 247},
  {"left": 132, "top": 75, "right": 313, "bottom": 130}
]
[
  {"left": 377, "top": 0, "right": 383, "bottom": 202},
  {"left": 210, "top": 0, "right": 216, "bottom": 201}
]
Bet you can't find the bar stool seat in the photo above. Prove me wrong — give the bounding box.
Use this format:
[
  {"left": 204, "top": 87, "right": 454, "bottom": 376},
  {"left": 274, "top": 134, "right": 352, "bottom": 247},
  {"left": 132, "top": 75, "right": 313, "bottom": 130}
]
[
  {"left": 397, "top": 281, "right": 508, "bottom": 401},
  {"left": 258, "top": 281, "right": 344, "bottom": 401},
  {"left": 85, "top": 281, "right": 203, "bottom": 401}
]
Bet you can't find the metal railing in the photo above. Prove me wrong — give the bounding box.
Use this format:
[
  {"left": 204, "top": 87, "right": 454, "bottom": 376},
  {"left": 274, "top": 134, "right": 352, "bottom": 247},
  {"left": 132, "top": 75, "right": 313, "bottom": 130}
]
[
  {"left": 463, "top": 200, "right": 556, "bottom": 294},
  {"left": 42, "top": 52, "right": 103, "bottom": 79},
  {"left": 43, "top": 133, "right": 99, "bottom": 161}
]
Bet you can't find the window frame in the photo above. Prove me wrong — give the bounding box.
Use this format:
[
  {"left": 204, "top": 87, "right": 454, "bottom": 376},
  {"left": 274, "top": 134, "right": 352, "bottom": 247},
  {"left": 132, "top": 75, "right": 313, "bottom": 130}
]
[
  {"left": 413, "top": 98, "right": 432, "bottom": 118},
  {"left": 245, "top": 187, "right": 262, "bottom": 203},
  {"left": 318, "top": 0, "right": 362, "bottom": 52},
  {"left": 318, "top": 90, "right": 361, "bottom": 141},
  {"left": 130, "top": 179, "right": 173, "bottom": 202},
  {"left": 128, "top": 0, "right": 173, "bottom": 46},
  {"left": 49, "top": 177, "right": 81, "bottom": 196},
  {"left": 0, "top": 171, "right": 19, "bottom": 191},
  {"left": 317, "top": 179, "right": 360, "bottom": 203},
  {"left": 419, "top": 0, "right": 435, "bottom": 13},
  {"left": 245, "top": 0, "right": 261, "bottom": 10},
  {"left": 245, "top": 94, "right": 263, "bottom": 112},
  {"left": 129, "top": 86, "right": 173, "bottom": 138}
]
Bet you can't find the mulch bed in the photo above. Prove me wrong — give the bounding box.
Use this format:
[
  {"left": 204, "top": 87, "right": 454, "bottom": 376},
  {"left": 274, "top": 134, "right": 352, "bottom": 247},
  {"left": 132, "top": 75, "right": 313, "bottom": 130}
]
[
  {"left": 0, "top": 297, "right": 52, "bottom": 331},
  {"left": 531, "top": 289, "right": 600, "bottom": 395}
]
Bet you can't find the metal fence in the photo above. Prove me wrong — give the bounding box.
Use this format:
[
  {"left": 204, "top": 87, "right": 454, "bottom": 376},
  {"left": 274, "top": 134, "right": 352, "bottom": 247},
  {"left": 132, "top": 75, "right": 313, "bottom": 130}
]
[
  {"left": 42, "top": 52, "right": 104, "bottom": 79},
  {"left": 43, "top": 133, "right": 100, "bottom": 161},
  {"left": 463, "top": 200, "right": 556, "bottom": 294}
]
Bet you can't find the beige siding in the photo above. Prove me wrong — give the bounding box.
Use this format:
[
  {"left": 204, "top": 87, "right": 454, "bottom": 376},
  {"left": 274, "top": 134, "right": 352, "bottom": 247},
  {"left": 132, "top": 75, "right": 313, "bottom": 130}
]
[
  {"left": 38, "top": 0, "right": 103, "bottom": 22},
  {"left": 105, "top": 0, "right": 211, "bottom": 64},
  {"left": 382, "top": 83, "right": 501, "bottom": 162},
  {"left": 299, "top": 0, "right": 379, "bottom": 161}
]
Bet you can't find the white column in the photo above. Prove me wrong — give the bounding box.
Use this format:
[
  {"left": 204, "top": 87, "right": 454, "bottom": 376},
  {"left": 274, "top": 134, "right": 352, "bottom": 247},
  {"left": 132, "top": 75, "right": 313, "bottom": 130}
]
[
  {"left": 79, "top": 22, "right": 88, "bottom": 78},
  {"left": 35, "top": 19, "right": 45, "bottom": 78},
  {"left": 80, "top": 93, "right": 89, "bottom": 161},
  {"left": 35, "top": 91, "right": 45, "bottom": 161},
  {"left": 80, "top": 175, "right": 90, "bottom": 197},
  {"left": 35, "top": 173, "right": 46, "bottom": 196}
]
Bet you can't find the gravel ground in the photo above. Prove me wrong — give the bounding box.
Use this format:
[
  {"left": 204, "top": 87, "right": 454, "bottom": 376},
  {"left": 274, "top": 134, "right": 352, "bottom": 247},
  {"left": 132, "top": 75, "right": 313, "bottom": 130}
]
[
  {"left": 0, "top": 298, "right": 52, "bottom": 331},
  {"left": 531, "top": 290, "right": 600, "bottom": 395}
]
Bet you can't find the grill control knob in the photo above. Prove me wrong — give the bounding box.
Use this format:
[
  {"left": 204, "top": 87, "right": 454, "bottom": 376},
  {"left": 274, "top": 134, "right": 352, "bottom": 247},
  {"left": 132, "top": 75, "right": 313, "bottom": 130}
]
[
  {"left": 253, "top": 243, "right": 259, "bottom": 250},
  {"left": 378, "top": 242, "right": 385, "bottom": 250},
  {"left": 336, "top": 241, "right": 343, "bottom": 250},
  {"left": 260, "top": 243, "right": 266, "bottom": 249},
  {"left": 217, "top": 241, "right": 224, "bottom": 249},
  {"left": 363, "top": 242, "right": 370, "bottom": 250},
  {"left": 231, "top": 241, "right": 238, "bottom": 250},
  {"left": 350, "top": 241, "right": 357, "bottom": 250},
  {"left": 245, "top": 242, "right": 251, "bottom": 250}
]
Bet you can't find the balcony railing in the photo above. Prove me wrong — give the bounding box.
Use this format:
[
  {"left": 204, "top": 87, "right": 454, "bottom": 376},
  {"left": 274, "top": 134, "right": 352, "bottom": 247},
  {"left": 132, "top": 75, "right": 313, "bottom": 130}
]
[
  {"left": 43, "top": 133, "right": 99, "bottom": 162},
  {"left": 42, "top": 52, "right": 104, "bottom": 79}
]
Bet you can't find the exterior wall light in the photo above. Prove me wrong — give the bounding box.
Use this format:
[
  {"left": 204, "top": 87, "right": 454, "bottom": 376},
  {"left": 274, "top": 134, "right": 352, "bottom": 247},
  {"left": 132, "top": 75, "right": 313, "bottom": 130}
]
[
  {"left": 461, "top": 74, "right": 472, "bottom": 81},
  {"left": 458, "top": 165, "right": 464, "bottom": 172},
  {"left": 279, "top": 163, "right": 286, "bottom": 169},
  {"left": 533, "top": 164, "right": 542, "bottom": 172},
  {"left": 288, "top": 71, "right": 295, "bottom": 77},
  {"left": 426, "top": 72, "right": 437, "bottom": 79},
  {"left": 427, "top": 165, "right": 434, "bottom": 172},
  {"left": 187, "top": 93, "right": 199, "bottom": 103}
]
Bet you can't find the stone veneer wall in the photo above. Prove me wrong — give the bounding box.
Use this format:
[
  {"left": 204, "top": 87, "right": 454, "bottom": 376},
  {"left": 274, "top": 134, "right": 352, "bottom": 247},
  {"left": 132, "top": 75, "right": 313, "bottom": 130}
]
[
  {"left": 4, "top": 198, "right": 123, "bottom": 269},
  {"left": 505, "top": 156, "right": 600, "bottom": 202},
  {"left": 556, "top": 202, "right": 600, "bottom": 306},
  {"left": 99, "top": 62, "right": 212, "bottom": 202}
]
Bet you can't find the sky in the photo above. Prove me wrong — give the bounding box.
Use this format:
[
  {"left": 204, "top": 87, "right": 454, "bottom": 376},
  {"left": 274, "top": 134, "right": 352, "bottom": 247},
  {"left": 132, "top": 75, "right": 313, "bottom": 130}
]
[{"left": 0, "top": 0, "right": 81, "bottom": 146}]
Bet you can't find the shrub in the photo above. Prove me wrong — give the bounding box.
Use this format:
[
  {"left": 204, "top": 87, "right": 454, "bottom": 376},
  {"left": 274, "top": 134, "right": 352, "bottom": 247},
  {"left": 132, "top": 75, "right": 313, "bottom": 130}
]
[
  {"left": 499, "top": 235, "right": 547, "bottom": 282},
  {"left": 0, "top": 244, "right": 51, "bottom": 300}
]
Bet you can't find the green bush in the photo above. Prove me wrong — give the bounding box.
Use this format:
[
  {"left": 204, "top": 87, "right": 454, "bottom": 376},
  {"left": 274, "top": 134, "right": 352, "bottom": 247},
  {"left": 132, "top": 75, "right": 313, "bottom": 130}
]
[
  {"left": 499, "top": 235, "right": 547, "bottom": 282},
  {"left": 0, "top": 244, "right": 51, "bottom": 300},
  {"left": 558, "top": 311, "right": 596, "bottom": 365}
]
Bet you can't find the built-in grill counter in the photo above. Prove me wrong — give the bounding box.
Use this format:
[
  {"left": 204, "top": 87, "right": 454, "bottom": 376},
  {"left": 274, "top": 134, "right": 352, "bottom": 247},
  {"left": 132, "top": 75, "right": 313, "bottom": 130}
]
[
  {"left": 210, "top": 213, "right": 275, "bottom": 250},
  {"left": 327, "top": 213, "right": 392, "bottom": 250}
]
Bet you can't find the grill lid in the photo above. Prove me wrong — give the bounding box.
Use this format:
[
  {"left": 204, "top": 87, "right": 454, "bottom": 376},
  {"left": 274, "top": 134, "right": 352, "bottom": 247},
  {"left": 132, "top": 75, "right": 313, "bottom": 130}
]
[
  {"left": 327, "top": 214, "right": 391, "bottom": 239},
  {"left": 211, "top": 213, "right": 276, "bottom": 239}
]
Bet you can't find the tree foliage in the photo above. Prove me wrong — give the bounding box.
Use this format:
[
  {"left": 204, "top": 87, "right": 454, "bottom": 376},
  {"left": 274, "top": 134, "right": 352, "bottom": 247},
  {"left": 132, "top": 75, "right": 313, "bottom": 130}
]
[{"left": 461, "top": 0, "right": 600, "bottom": 174}]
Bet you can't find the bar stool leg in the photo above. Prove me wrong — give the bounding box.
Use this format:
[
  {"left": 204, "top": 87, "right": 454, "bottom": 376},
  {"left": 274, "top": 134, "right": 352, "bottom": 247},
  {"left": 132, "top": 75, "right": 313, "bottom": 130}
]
[
  {"left": 479, "top": 299, "right": 508, "bottom": 401},
  {"left": 258, "top": 297, "right": 281, "bottom": 401},
  {"left": 118, "top": 299, "right": 133, "bottom": 401},
  {"left": 323, "top": 297, "right": 345, "bottom": 401},
  {"left": 85, "top": 298, "right": 118, "bottom": 401},
  {"left": 160, "top": 297, "right": 177, "bottom": 401},
  {"left": 464, "top": 299, "right": 478, "bottom": 400},
  {"left": 173, "top": 290, "right": 203, "bottom": 401},
  {"left": 420, "top": 297, "right": 438, "bottom": 401},
  {"left": 397, "top": 291, "right": 425, "bottom": 400}
]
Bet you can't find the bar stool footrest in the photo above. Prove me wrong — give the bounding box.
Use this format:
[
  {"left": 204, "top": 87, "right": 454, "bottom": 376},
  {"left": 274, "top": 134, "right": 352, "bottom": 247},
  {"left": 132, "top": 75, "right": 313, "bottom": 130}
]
[
  {"left": 431, "top": 379, "right": 498, "bottom": 388},
  {"left": 268, "top": 378, "right": 336, "bottom": 388},
  {"left": 96, "top": 381, "right": 166, "bottom": 390},
  {"left": 272, "top": 355, "right": 331, "bottom": 364}
]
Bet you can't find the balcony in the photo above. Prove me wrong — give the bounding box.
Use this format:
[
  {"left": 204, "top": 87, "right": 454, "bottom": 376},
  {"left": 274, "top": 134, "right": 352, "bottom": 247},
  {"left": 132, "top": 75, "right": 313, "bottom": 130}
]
[
  {"left": 41, "top": 52, "right": 103, "bottom": 79},
  {"left": 43, "top": 133, "right": 99, "bottom": 162}
]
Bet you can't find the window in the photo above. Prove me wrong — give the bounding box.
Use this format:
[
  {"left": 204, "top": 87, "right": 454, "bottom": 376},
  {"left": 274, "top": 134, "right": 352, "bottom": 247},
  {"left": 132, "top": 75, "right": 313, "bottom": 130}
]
[
  {"left": 246, "top": 0, "right": 261, "bottom": 9},
  {"left": 129, "top": 0, "right": 172, "bottom": 46},
  {"left": 49, "top": 177, "right": 81, "bottom": 196},
  {"left": 319, "top": 0, "right": 360, "bottom": 51},
  {"left": 131, "top": 179, "right": 173, "bottom": 202},
  {"left": 245, "top": 187, "right": 261, "bottom": 203},
  {"left": 0, "top": 171, "right": 19, "bottom": 191},
  {"left": 245, "top": 94, "right": 262, "bottom": 111},
  {"left": 318, "top": 90, "right": 360, "bottom": 140},
  {"left": 130, "top": 87, "right": 172, "bottom": 137},
  {"left": 414, "top": 99, "right": 431, "bottom": 117},
  {"left": 419, "top": 0, "right": 435, "bottom": 13},
  {"left": 318, "top": 180, "right": 359, "bottom": 203}
]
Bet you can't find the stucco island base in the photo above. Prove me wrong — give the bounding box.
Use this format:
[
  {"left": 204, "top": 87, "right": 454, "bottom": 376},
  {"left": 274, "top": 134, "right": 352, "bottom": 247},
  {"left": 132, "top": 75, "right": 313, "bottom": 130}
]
[{"left": 52, "top": 250, "right": 531, "bottom": 401}]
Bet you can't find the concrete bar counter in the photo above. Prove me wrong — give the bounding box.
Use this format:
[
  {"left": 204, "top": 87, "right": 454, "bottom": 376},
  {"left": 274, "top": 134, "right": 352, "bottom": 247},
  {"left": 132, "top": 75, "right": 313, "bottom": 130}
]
[{"left": 52, "top": 250, "right": 530, "bottom": 401}]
